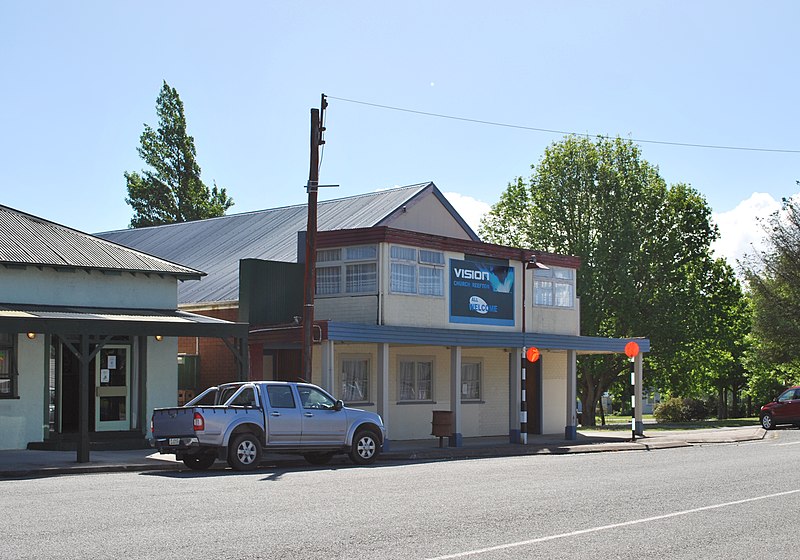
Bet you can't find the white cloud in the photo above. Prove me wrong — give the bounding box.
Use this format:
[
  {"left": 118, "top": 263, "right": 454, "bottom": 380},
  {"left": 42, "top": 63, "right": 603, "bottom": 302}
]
[
  {"left": 443, "top": 191, "right": 491, "bottom": 235},
  {"left": 711, "top": 192, "right": 780, "bottom": 268}
]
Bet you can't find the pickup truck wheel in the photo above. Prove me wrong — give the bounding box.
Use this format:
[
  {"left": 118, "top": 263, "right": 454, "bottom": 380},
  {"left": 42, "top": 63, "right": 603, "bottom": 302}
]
[
  {"left": 228, "top": 433, "right": 262, "bottom": 471},
  {"left": 182, "top": 453, "right": 216, "bottom": 471},
  {"left": 304, "top": 452, "right": 335, "bottom": 466},
  {"left": 349, "top": 429, "right": 380, "bottom": 465}
]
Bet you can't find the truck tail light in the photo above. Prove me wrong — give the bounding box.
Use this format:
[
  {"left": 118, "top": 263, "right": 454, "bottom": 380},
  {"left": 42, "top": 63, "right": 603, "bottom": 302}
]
[
  {"left": 150, "top": 416, "right": 154, "bottom": 433},
  {"left": 193, "top": 412, "right": 205, "bottom": 431}
]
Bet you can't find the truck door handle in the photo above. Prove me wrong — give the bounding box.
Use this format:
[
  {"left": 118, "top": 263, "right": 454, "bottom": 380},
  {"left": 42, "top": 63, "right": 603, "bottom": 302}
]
[
  {"left": 271, "top": 412, "right": 281, "bottom": 417},
  {"left": 304, "top": 412, "right": 314, "bottom": 417}
]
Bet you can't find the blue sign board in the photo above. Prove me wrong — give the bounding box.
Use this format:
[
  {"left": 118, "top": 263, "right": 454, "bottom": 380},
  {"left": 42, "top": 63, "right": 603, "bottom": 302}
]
[{"left": 449, "top": 259, "right": 515, "bottom": 326}]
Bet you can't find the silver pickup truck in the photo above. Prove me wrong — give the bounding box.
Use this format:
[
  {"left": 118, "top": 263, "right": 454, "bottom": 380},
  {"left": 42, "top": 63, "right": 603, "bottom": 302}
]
[{"left": 151, "top": 381, "right": 386, "bottom": 471}]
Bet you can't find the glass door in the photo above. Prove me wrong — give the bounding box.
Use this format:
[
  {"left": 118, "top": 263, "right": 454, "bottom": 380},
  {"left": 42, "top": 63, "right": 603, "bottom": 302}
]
[{"left": 95, "top": 345, "right": 130, "bottom": 431}]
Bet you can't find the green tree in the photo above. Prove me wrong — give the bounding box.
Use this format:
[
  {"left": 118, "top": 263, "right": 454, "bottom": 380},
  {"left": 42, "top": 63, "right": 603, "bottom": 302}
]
[
  {"left": 744, "top": 196, "right": 800, "bottom": 362},
  {"left": 480, "top": 135, "right": 741, "bottom": 424},
  {"left": 125, "top": 81, "right": 233, "bottom": 227},
  {"left": 743, "top": 194, "right": 800, "bottom": 407}
]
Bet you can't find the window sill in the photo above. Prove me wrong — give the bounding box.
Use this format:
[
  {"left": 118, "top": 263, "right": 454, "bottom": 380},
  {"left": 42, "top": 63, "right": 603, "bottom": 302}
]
[
  {"left": 461, "top": 400, "right": 485, "bottom": 404},
  {"left": 396, "top": 400, "right": 437, "bottom": 405},
  {"left": 388, "top": 292, "right": 445, "bottom": 298},
  {"left": 344, "top": 401, "right": 374, "bottom": 407},
  {"left": 0, "top": 395, "right": 20, "bottom": 400}
]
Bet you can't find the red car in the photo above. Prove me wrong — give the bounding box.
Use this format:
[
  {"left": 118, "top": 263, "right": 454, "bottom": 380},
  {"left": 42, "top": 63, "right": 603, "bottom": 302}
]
[{"left": 760, "top": 386, "right": 800, "bottom": 430}]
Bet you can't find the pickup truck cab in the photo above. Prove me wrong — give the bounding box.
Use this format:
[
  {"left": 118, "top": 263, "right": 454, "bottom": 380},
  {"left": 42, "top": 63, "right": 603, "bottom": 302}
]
[{"left": 151, "top": 381, "right": 386, "bottom": 471}]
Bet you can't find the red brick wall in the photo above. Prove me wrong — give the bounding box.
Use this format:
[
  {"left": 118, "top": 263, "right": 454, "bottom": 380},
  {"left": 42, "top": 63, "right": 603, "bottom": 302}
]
[{"left": 179, "top": 307, "right": 241, "bottom": 389}]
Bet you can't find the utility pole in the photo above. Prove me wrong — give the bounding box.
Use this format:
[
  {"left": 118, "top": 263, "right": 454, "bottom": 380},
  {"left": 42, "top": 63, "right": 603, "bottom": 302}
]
[{"left": 302, "top": 94, "right": 327, "bottom": 382}]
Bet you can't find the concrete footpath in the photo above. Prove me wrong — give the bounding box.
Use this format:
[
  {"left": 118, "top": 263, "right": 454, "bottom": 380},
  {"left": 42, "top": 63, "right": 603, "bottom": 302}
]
[{"left": 0, "top": 425, "right": 766, "bottom": 479}]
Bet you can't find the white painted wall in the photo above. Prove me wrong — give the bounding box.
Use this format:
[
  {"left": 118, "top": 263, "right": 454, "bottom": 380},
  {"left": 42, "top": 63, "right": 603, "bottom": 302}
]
[
  {"left": 388, "top": 199, "right": 474, "bottom": 240},
  {"left": 0, "top": 334, "right": 45, "bottom": 449},
  {"left": 316, "top": 296, "right": 377, "bottom": 323},
  {"left": 312, "top": 343, "right": 512, "bottom": 441},
  {"left": 0, "top": 267, "right": 177, "bottom": 309},
  {"left": 144, "top": 337, "right": 179, "bottom": 440},
  {"left": 380, "top": 248, "right": 526, "bottom": 332}
]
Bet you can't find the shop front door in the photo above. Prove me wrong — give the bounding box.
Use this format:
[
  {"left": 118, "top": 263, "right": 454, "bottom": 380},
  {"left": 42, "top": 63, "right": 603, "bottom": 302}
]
[{"left": 95, "top": 345, "right": 131, "bottom": 431}]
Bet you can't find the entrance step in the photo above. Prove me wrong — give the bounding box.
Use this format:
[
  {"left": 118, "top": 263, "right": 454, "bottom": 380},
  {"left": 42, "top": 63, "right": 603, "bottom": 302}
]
[{"left": 27, "top": 431, "right": 150, "bottom": 451}]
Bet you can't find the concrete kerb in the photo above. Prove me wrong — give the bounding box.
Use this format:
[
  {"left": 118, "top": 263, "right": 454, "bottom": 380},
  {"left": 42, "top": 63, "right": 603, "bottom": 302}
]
[{"left": 0, "top": 426, "right": 767, "bottom": 479}]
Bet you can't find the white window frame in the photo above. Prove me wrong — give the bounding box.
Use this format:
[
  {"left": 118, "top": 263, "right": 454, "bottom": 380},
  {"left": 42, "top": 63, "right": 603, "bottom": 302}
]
[
  {"left": 461, "top": 360, "right": 482, "bottom": 402},
  {"left": 0, "top": 333, "right": 18, "bottom": 399},
  {"left": 339, "top": 355, "right": 371, "bottom": 404},
  {"left": 398, "top": 357, "right": 434, "bottom": 402},
  {"left": 315, "top": 245, "right": 377, "bottom": 296},
  {"left": 533, "top": 266, "right": 575, "bottom": 308},
  {"left": 389, "top": 245, "right": 445, "bottom": 297}
]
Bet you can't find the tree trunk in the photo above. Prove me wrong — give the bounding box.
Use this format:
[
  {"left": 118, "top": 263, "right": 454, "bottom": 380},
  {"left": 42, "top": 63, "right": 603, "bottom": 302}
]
[
  {"left": 717, "top": 387, "right": 727, "bottom": 420},
  {"left": 581, "top": 383, "right": 600, "bottom": 427},
  {"left": 598, "top": 395, "right": 606, "bottom": 426}
]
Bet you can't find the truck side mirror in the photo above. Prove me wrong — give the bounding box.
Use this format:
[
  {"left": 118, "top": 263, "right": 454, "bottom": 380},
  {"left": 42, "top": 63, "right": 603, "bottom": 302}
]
[{"left": 334, "top": 399, "right": 344, "bottom": 411}]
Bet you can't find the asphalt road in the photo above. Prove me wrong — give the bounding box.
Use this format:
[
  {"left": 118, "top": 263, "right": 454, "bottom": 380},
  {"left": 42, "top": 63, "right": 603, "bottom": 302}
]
[{"left": 3, "top": 429, "right": 799, "bottom": 560}]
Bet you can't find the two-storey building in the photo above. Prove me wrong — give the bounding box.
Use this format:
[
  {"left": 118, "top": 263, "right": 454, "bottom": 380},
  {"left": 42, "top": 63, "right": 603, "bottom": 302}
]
[{"left": 100, "top": 182, "right": 648, "bottom": 445}]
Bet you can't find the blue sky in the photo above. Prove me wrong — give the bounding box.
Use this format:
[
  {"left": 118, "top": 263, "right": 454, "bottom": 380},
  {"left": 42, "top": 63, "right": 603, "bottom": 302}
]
[{"left": 2, "top": 1, "right": 798, "bottom": 267}]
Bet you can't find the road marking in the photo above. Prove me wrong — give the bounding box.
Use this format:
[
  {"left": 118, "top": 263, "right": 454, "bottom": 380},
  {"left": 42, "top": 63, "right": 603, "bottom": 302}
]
[
  {"left": 777, "top": 441, "right": 800, "bottom": 446},
  {"left": 426, "top": 489, "right": 800, "bottom": 560}
]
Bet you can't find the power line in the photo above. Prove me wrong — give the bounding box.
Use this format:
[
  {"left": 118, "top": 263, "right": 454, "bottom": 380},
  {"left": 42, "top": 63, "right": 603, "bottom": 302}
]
[{"left": 327, "top": 95, "right": 800, "bottom": 155}]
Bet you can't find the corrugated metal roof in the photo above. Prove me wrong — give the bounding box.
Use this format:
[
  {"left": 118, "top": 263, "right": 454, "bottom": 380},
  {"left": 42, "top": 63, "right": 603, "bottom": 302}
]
[
  {"left": 0, "top": 205, "right": 204, "bottom": 279},
  {"left": 0, "top": 303, "right": 248, "bottom": 337},
  {"left": 97, "top": 183, "right": 442, "bottom": 304}
]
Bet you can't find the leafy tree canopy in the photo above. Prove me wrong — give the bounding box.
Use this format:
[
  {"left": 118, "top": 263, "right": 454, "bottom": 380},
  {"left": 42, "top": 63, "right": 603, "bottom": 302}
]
[
  {"left": 480, "top": 135, "right": 747, "bottom": 423},
  {"left": 125, "top": 81, "right": 233, "bottom": 228},
  {"left": 744, "top": 194, "right": 800, "bottom": 364}
]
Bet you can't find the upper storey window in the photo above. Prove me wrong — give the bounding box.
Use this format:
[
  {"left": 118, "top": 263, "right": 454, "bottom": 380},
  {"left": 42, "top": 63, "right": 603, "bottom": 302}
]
[
  {"left": 316, "top": 245, "right": 377, "bottom": 295},
  {"left": 390, "top": 246, "right": 444, "bottom": 297},
  {"left": 533, "top": 266, "right": 575, "bottom": 308}
]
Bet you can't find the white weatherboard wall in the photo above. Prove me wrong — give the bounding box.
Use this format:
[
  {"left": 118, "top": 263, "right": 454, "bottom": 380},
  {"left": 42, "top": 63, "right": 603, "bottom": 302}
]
[
  {"left": 145, "top": 337, "right": 179, "bottom": 439},
  {"left": 0, "top": 267, "right": 177, "bottom": 309},
  {"left": 312, "top": 344, "right": 511, "bottom": 441},
  {"left": 0, "top": 335, "right": 45, "bottom": 449},
  {"left": 316, "top": 296, "right": 377, "bottom": 324},
  {"left": 380, "top": 248, "right": 525, "bottom": 332},
  {"left": 541, "top": 351, "right": 568, "bottom": 435},
  {"left": 388, "top": 199, "right": 474, "bottom": 240}
]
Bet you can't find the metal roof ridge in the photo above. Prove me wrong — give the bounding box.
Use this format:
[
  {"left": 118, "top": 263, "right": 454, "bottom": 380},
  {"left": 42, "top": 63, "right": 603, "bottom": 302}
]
[
  {"left": 0, "top": 204, "right": 204, "bottom": 277},
  {"left": 95, "top": 182, "right": 436, "bottom": 235}
]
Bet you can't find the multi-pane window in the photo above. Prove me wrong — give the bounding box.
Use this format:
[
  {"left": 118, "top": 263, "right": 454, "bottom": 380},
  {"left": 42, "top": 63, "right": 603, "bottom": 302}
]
[
  {"left": 390, "top": 246, "right": 417, "bottom": 293},
  {"left": 390, "top": 246, "right": 444, "bottom": 297},
  {"left": 533, "top": 266, "right": 575, "bottom": 308},
  {"left": 316, "top": 266, "right": 341, "bottom": 295},
  {"left": 346, "top": 262, "right": 377, "bottom": 293},
  {"left": 399, "top": 359, "right": 433, "bottom": 401},
  {"left": 0, "top": 333, "right": 17, "bottom": 398},
  {"left": 461, "top": 361, "right": 481, "bottom": 401},
  {"left": 341, "top": 357, "right": 370, "bottom": 402},
  {"left": 315, "top": 245, "right": 377, "bottom": 295}
]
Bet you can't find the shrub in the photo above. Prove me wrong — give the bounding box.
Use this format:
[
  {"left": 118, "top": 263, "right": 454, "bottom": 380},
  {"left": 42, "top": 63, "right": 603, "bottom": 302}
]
[
  {"left": 654, "top": 397, "right": 711, "bottom": 423},
  {"left": 654, "top": 397, "right": 685, "bottom": 423}
]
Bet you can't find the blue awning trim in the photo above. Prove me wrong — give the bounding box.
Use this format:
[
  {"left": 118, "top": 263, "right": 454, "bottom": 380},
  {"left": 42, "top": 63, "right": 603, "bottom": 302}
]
[{"left": 325, "top": 322, "right": 649, "bottom": 353}]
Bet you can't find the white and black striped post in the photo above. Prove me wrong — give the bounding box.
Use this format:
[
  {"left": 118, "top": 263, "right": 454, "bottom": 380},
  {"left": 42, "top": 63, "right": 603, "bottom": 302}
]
[
  {"left": 630, "top": 357, "right": 636, "bottom": 442},
  {"left": 624, "top": 341, "right": 640, "bottom": 442},
  {"left": 521, "top": 347, "right": 527, "bottom": 444}
]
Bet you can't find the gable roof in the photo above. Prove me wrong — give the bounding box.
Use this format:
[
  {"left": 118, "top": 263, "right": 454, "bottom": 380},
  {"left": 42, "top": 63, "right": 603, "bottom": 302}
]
[
  {"left": 0, "top": 204, "right": 203, "bottom": 280},
  {"left": 98, "top": 182, "right": 479, "bottom": 305}
]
